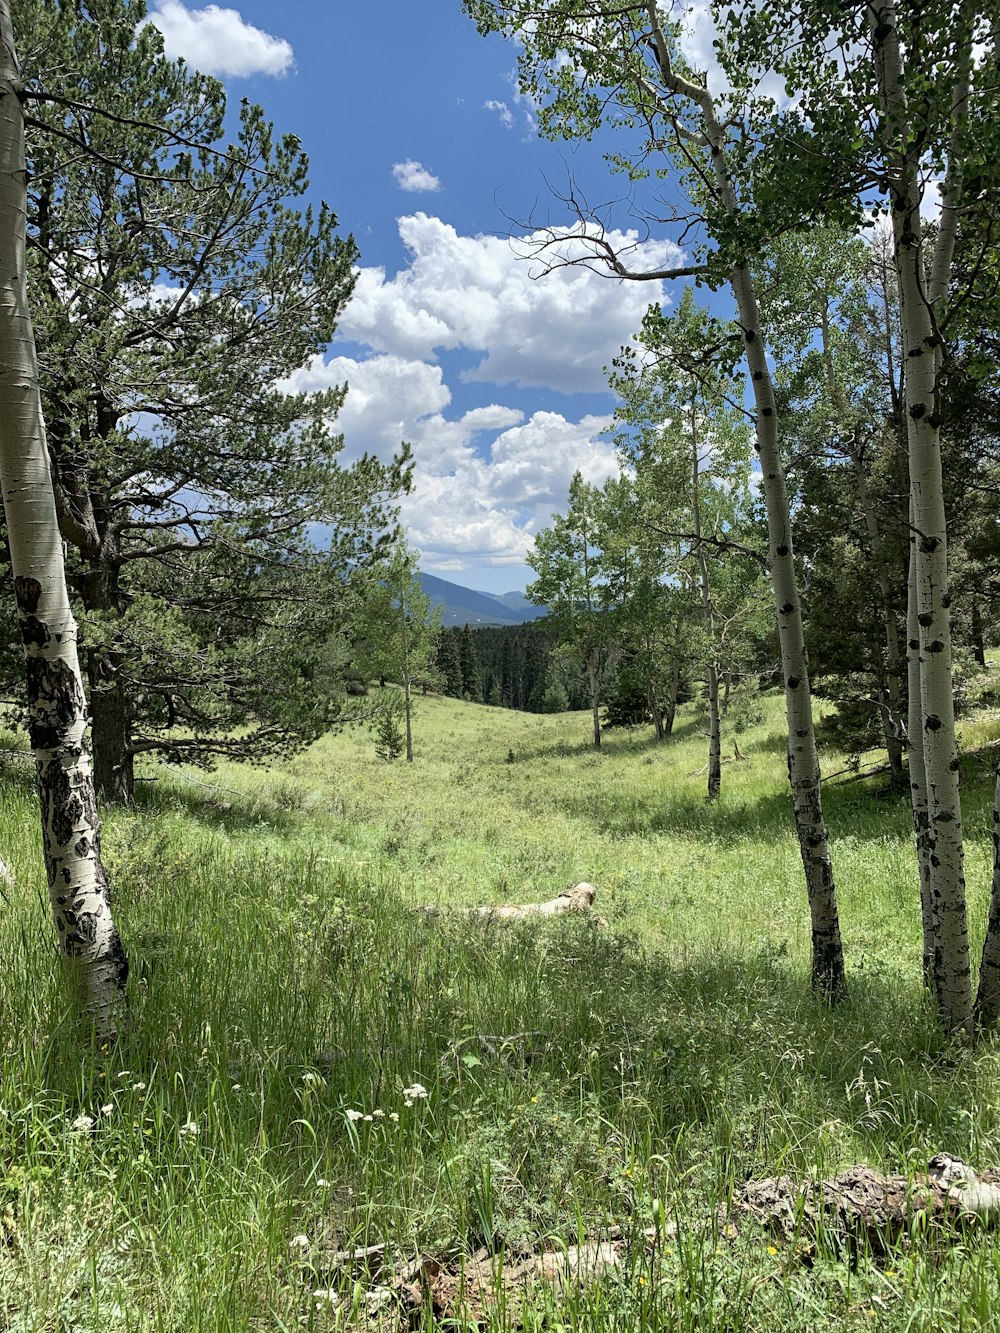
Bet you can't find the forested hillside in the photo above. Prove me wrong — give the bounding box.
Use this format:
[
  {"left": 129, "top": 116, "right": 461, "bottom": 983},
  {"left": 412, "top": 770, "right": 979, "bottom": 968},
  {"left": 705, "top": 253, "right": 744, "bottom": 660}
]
[{"left": 2, "top": 0, "right": 1000, "bottom": 1329}]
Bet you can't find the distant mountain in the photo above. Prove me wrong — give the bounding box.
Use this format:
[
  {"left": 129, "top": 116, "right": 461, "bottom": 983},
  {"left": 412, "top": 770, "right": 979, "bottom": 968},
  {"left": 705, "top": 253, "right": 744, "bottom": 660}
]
[{"left": 419, "top": 572, "right": 547, "bottom": 627}]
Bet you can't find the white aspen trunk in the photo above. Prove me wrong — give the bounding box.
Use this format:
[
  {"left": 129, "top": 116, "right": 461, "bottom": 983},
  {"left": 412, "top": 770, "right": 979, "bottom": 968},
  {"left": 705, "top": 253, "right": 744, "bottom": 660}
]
[
  {"left": 690, "top": 393, "right": 721, "bottom": 801},
  {"left": 0, "top": 5, "right": 127, "bottom": 1036},
  {"left": 644, "top": 1, "right": 846, "bottom": 997},
  {"left": 870, "top": 0, "right": 972, "bottom": 1033},
  {"left": 588, "top": 656, "right": 601, "bottom": 750},
  {"left": 907, "top": 525, "right": 936, "bottom": 988}
]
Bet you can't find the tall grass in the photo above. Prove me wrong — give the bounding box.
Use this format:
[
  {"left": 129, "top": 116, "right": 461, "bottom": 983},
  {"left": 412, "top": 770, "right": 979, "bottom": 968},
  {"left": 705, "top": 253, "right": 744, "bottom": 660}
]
[{"left": 2, "top": 692, "right": 999, "bottom": 1329}]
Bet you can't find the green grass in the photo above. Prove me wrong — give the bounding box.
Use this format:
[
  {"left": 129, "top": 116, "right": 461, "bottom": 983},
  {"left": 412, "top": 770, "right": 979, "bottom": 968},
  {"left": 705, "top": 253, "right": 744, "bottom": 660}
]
[{"left": 2, "top": 691, "right": 1000, "bottom": 1330}]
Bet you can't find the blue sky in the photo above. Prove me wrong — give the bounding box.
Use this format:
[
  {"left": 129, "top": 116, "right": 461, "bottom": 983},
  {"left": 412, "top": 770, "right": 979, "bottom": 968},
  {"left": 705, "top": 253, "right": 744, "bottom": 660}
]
[{"left": 143, "top": 0, "right": 707, "bottom": 594}]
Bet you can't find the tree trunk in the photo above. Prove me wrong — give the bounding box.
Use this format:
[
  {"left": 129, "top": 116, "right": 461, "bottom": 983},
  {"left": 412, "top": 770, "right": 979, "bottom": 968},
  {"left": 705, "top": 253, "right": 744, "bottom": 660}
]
[
  {"left": 588, "top": 657, "right": 601, "bottom": 749},
  {"left": 89, "top": 672, "right": 135, "bottom": 804},
  {"left": 907, "top": 529, "right": 936, "bottom": 990},
  {"left": 731, "top": 257, "right": 844, "bottom": 999},
  {"left": 871, "top": 0, "right": 973, "bottom": 1033},
  {"left": 648, "top": 679, "right": 665, "bottom": 740},
  {"left": 0, "top": 4, "right": 127, "bottom": 1036},
  {"left": 644, "top": 8, "right": 846, "bottom": 998},
  {"left": 404, "top": 674, "right": 413, "bottom": 763},
  {"left": 691, "top": 393, "right": 721, "bottom": 801},
  {"left": 974, "top": 765, "right": 1000, "bottom": 1027}
]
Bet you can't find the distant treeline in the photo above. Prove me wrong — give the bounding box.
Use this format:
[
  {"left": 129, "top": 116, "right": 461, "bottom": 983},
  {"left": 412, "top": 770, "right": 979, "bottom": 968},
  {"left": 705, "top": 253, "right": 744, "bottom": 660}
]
[{"left": 435, "top": 621, "right": 592, "bottom": 713}]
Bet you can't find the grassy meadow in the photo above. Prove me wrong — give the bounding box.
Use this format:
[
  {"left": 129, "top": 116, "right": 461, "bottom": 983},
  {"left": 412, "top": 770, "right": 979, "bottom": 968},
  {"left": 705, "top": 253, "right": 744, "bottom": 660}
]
[{"left": 3, "top": 690, "right": 1000, "bottom": 1330}]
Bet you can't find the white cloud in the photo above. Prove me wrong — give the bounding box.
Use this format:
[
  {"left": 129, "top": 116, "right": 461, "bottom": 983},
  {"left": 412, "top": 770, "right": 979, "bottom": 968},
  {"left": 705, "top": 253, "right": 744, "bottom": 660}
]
[
  {"left": 340, "top": 212, "right": 682, "bottom": 394},
  {"left": 280, "top": 351, "right": 619, "bottom": 570},
  {"left": 391, "top": 160, "right": 442, "bottom": 193},
  {"left": 484, "top": 99, "right": 515, "bottom": 129},
  {"left": 144, "top": 0, "right": 293, "bottom": 77}
]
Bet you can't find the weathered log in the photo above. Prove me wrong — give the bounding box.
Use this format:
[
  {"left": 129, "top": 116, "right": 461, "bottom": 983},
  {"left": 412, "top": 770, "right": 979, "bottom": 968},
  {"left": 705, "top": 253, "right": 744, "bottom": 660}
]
[
  {"left": 420, "top": 882, "right": 605, "bottom": 924},
  {"left": 725, "top": 1154, "right": 1000, "bottom": 1254}
]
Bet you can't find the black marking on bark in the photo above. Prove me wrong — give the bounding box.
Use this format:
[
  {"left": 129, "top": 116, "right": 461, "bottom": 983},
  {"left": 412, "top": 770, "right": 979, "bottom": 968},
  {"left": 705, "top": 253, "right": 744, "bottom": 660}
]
[
  {"left": 25, "top": 656, "right": 85, "bottom": 752},
  {"left": 762, "top": 407, "right": 773, "bottom": 417},
  {"left": 776, "top": 543, "right": 789, "bottom": 557},
  {"left": 65, "top": 910, "right": 98, "bottom": 952},
  {"left": 928, "top": 412, "right": 943, "bottom": 429},
  {"left": 942, "top": 594, "right": 951, "bottom": 608},
  {"left": 931, "top": 855, "right": 941, "bottom": 868},
  {"left": 928, "top": 640, "right": 944, "bottom": 653},
  {"left": 918, "top": 612, "right": 933, "bottom": 628},
  {"left": 873, "top": 20, "right": 892, "bottom": 40},
  {"left": 920, "top": 537, "right": 940, "bottom": 553},
  {"left": 949, "top": 757, "right": 960, "bottom": 772},
  {"left": 909, "top": 403, "right": 926, "bottom": 420},
  {"left": 787, "top": 676, "right": 801, "bottom": 689},
  {"left": 780, "top": 602, "right": 794, "bottom": 614},
  {"left": 19, "top": 615, "right": 50, "bottom": 648},
  {"left": 795, "top": 728, "right": 808, "bottom": 737},
  {"left": 752, "top": 371, "right": 763, "bottom": 381},
  {"left": 925, "top": 714, "right": 942, "bottom": 732},
  {"left": 61, "top": 866, "right": 71, "bottom": 883},
  {"left": 909, "top": 638, "right": 920, "bottom": 649},
  {"left": 74, "top": 836, "right": 90, "bottom": 859},
  {"left": 14, "top": 575, "right": 42, "bottom": 614},
  {"left": 745, "top": 330, "right": 757, "bottom": 342}
]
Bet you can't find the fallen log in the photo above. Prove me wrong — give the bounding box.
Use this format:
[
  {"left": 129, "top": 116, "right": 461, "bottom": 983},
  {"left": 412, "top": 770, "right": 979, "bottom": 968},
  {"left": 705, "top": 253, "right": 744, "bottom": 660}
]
[
  {"left": 420, "top": 882, "right": 605, "bottom": 924},
  {"left": 725, "top": 1154, "right": 1000, "bottom": 1254}
]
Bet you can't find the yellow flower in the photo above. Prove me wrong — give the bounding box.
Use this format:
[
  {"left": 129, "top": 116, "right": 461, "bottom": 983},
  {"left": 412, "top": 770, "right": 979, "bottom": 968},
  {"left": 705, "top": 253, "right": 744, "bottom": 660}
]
[{"left": 767, "top": 1246, "right": 778, "bottom": 1256}]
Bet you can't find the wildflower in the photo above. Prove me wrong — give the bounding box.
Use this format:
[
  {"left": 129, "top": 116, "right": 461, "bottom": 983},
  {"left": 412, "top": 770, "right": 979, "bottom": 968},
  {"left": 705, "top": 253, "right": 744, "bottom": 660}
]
[
  {"left": 231, "top": 1084, "right": 241, "bottom": 1093},
  {"left": 372, "top": 1109, "right": 385, "bottom": 1118},
  {"left": 289, "top": 1234, "right": 310, "bottom": 1253},
  {"left": 179, "top": 1120, "right": 199, "bottom": 1138},
  {"left": 131, "top": 1082, "right": 147, "bottom": 1092},
  {"left": 71, "top": 1113, "right": 95, "bottom": 1133},
  {"left": 363, "top": 1114, "right": 373, "bottom": 1122},
  {"left": 530, "top": 1096, "right": 538, "bottom": 1104},
  {"left": 767, "top": 1245, "right": 778, "bottom": 1256},
  {"left": 402, "top": 1082, "right": 428, "bottom": 1100},
  {"left": 317, "top": 1178, "right": 331, "bottom": 1188},
  {"left": 302, "top": 1072, "right": 318, "bottom": 1085},
  {"left": 389, "top": 1112, "right": 399, "bottom": 1123},
  {"left": 100, "top": 1103, "right": 114, "bottom": 1115}
]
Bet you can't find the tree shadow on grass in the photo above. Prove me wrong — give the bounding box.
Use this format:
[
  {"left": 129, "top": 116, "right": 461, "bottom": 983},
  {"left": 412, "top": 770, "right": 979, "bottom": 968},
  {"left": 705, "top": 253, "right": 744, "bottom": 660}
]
[
  {"left": 129, "top": 771, "right": 299, "bottom": 836},
  {"left": 550, "top": 753, "right": 996, "bottom": 848}
]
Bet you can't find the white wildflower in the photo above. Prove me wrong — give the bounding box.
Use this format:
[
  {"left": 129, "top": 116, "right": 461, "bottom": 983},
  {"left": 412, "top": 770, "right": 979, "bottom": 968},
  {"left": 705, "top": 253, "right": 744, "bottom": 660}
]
[
  {"left": 363, "top": 1114, "right": 374, "bottom": 1122},
  {"left": 345, "top": 1108, "right": 364, "bottom": 1122},
  {"left": 389, "top": 1112, "right": 400, "bottom": 1123},
  {"left": 372, "top": 1109, "right": 385, "bottom": 1118},
  {"left": 131, "top": 1081, "right": 147, "bottom": 1092},
  {"left": 116, "top": 1070, "right": 131, "bottom": 1080},
  {"left": 402, "top": 1083, "right": 428, "bottom": 1100},
  {"left": 317, "top": 1178, "right": 331, "bottom": 1188},
  {"left": 71, "top": 1113, "right": 95, "bottom": 1133},
  {"left": 179, "top": 1120, "right": 199, "bottom": 1138},
  {"left": 302, "top": 1072, "right": 318, "bottom": 1085},
  {"left": 231, "top": 1084, "right": 241, "bottom": 1093},
  {"left": 100, "top": 1103, "right": 114, "bottom": 1116}
]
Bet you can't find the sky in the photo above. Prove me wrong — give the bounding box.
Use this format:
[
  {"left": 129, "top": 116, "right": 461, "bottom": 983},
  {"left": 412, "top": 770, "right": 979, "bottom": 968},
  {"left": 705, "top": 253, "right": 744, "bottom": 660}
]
[{"left": 140, "top": 0, "right": 716, "bottom": 594}]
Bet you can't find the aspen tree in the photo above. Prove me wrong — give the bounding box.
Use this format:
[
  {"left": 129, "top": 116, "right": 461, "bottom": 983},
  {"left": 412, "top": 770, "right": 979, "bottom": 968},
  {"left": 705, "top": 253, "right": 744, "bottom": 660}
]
[
  {"left": 0, "top": 0, "right": 126, "bottom": 1035},
  {"left": 466, "top": 0, "right": 847, "bottom": 996}
]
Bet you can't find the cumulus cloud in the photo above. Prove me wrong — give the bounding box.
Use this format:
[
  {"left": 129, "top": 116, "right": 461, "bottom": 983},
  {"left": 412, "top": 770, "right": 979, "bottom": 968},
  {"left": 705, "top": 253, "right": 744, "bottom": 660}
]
[
  {"left": 280, "top": 350, "right": 619, "bottom": 570},
  {"left": 391, "top": 160, "right": 442, "bottom": 193},
  {"left": 340, "top": 212, "right": 682, "bottom": 394},
  {"left": 144, "top": 0, "right": 293, "bottom": 77}
]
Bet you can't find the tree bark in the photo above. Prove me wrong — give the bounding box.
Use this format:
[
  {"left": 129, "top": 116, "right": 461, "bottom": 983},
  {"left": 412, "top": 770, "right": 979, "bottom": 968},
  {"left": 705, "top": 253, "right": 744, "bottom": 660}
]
[
  {"left": 0, "top": 3, "right": 127, "bottom": 1036},
  {"left": 974, "top": 766, "right": 1000, "bottom": 1027},
  {"left": 645, "top": 3, "right": 846, "bottom": 997},
  {"left": 870, "top": 0, "right": 973, "bottom": 1033},
  {"left": 907, "top": 526, "right": 936, "bottom": 990},
  {"left": 691, "top": 394, "right": 721, "bottom": 800},
  {"left": 588, "top": 656, "right": 601, "bottom": 749}
]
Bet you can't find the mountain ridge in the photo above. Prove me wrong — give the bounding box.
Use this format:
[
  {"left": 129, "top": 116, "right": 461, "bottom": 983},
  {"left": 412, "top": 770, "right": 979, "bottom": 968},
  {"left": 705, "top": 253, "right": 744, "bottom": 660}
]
[{"left": 419, "top": 572, "right": 547, "bottom": 627}]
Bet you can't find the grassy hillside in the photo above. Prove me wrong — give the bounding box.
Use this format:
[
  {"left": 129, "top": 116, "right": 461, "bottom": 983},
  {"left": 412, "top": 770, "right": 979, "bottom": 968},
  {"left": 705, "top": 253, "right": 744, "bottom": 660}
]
[{"left": 2, "top": 692, "right": 1000, "bottom": 1330}]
